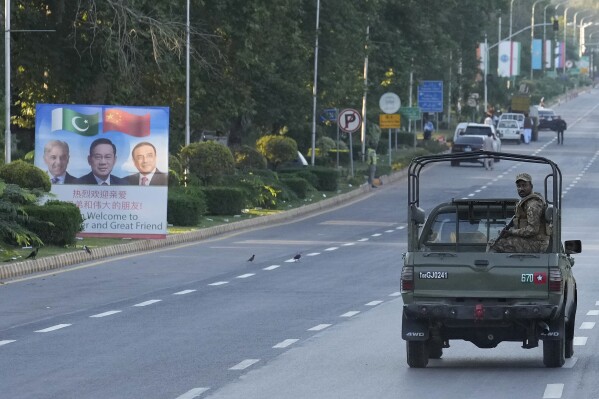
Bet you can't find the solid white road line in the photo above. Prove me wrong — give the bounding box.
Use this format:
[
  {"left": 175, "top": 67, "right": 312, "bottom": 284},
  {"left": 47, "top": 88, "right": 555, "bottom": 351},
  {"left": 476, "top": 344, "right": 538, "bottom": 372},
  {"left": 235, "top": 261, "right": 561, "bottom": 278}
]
[
  {"left": 236, "top": 273, "right": 255, "bottom": 279},
  {"left": 208, "top": 281, "right": 228, "bottom": 286},
  {"left": 365, "top": 301, "right": 383, "bottom": 307},
  {"left": 0, "top": 340, "right": 16, "bottom": 346},
  {"left": 263, "top": 265, "right": 280, "bottom": 270},
  {"left": 543, "top": 383, "right": 564, "bottom": 399},
  {"left": 308, "top": 324, "right": 332, "bottom": 331},
  {"left": 273, "top": 339, "right": 299, "bottom": 349},
  {"left": 175, "top": 387, "right": 210, "bottom": 399},
  {"left": 229, "top": 359, "right": 260, "bottom": 370},
  {"left": 90, "top": 310, "right": 122, "bottom": 318},
  {"left": 35, "top": 324, "right": 71, "bottom": 333},
  {"left": 573, "top": 337, "right": 588, "bottom": 346},
  {"left": 340, "top": 311, "right": 360, "bottom": 318},
  {"left": 134, "top": 300, "right": 162, "bottom": 307},
  {"left": 173, "top": 290, "right": 196, "bottom": 295},
  {"left": 580, "top": 322, "right": 595, "bottom": 330}
]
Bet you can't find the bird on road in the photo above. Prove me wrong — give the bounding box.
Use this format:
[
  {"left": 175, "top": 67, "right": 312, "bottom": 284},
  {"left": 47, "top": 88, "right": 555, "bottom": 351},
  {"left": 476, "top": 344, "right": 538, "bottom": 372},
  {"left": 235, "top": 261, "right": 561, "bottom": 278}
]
[
  {"left": 83, "top": 245, "right": 92, "bottom": 255},
  {"left": 293, "top": 253, "right": 301, "bottom": 262},
  {"left": 247, "top": 254, "right": 255, "bottom": 262},
  {"left": 25, "top": 247, "right": 39, "bottom": 260}
]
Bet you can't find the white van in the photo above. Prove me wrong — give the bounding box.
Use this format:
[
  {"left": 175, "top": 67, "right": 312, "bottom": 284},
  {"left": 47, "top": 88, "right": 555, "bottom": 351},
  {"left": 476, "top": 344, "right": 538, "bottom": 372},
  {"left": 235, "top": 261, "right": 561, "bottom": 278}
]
[{"left": 498, "top": 113, "right": 525, "bottom": 130}]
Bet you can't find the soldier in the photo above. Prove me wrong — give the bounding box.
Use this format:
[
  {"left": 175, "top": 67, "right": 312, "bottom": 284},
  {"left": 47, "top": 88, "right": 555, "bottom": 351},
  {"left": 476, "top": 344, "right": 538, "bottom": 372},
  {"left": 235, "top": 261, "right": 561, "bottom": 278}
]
[{"left": 489, "top": 173, "right": 550, "bottom": 253}]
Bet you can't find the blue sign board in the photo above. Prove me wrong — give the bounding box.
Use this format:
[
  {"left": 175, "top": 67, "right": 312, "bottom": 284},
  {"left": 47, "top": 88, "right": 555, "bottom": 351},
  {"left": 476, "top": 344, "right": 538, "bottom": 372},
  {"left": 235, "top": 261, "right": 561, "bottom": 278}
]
[{"left": 417, "top": 80, "right": 444, "bottom": 113}]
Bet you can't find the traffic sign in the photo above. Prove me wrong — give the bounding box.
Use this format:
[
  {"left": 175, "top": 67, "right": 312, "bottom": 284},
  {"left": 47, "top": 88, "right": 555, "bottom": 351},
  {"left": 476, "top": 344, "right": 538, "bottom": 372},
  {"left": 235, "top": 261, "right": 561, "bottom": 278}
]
[
  {"left": 338, "top": 108, "right": 362, "bottom": 133},
  {"left": 379, "top": 92, "right": 401, "bottom": 114},
  {"left": 399, "top": 107, "right": 421, "bottom": 121},
  {"left": 379, "top": 114, "right": 400, "bottom": 129},
  {"left": 417, "top": 80, "right": 444, "bottom": 113},
  {"left": 320, "top": 108, "right": 337, "bottom": 122}
]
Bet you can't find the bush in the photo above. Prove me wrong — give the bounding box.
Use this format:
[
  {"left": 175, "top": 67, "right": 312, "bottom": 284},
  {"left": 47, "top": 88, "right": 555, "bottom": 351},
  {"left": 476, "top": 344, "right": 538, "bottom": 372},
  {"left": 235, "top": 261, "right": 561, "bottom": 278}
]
[
  {"left": 0, "top": 160, "right": 51, "bottom": 192},
  {"left": 280, "top": 176, "right": 313, "bottom": 199},
  {"left": 233, "top": 145, "right": 268, "bottom": 171},
  {"left": 180, "top": 141, "right": 235, "bottom": 185},
  {"left": 306, "top": 166, "right": 339, "bottom": 191},
  {"left": 202, "top": 186, "right": 246, "bottom": 215},
  {"left": 167, "top": 187, "right": 207, "bottom": 226},
  {"left": 256, "top": 135, "right": 298, "bottom": 169},
  {"left": 23, "top": 201, "right": 83, "bottom": 246}
]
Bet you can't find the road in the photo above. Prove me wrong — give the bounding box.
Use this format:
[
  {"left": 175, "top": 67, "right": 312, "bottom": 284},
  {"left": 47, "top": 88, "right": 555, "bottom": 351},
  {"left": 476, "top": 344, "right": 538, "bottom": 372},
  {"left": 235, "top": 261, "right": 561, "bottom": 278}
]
[{"left": 1, "top": 89, "right": 599, "bottom": 399}]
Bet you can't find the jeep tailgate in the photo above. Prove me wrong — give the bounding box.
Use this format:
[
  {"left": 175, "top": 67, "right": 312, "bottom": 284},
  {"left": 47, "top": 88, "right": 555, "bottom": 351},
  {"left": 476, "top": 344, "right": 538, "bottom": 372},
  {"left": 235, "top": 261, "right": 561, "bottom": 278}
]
[{"left": 409, "top": 253, "right": 551, "bottom": 298}]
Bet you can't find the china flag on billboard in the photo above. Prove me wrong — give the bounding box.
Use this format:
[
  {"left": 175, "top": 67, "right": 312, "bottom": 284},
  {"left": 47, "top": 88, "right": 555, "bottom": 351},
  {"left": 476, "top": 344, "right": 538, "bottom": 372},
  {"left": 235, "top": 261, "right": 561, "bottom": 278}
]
[{"left": 103, "top": 108, "right": 151, "bottom": 137}]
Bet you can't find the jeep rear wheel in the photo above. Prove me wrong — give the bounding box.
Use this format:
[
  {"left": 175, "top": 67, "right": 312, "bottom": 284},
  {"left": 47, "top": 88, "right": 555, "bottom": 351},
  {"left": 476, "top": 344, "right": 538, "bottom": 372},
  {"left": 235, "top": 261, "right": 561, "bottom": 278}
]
[
  {"left": 543, "top": 313, "right": 565, "bottom": 367},
  {"left": 406, "top": 341, "right": 429, "bottom": 368}
]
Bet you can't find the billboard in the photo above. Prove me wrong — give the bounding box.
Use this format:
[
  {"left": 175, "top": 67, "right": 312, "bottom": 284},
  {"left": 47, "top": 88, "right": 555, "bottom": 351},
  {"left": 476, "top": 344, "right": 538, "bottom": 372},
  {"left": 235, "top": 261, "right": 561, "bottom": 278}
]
[{"left": 35, "top": 104, "right": 169, "bottom": 238}]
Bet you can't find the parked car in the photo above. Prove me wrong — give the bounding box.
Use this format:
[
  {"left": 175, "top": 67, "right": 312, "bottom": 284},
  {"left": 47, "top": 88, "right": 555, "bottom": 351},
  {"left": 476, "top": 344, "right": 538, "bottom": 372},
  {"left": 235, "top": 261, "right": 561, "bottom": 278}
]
[
  {"left": 496, "top": 119, "right": 522, "bottom": 143},
  {"left": 450, "top": 136, "right": 486, "bottom": 167},
  {"left": 498, "top": 112, "right": 525, "bottom": 130},
  {"left": 455, "top": 123, "right": 502, "bottom": 153}
]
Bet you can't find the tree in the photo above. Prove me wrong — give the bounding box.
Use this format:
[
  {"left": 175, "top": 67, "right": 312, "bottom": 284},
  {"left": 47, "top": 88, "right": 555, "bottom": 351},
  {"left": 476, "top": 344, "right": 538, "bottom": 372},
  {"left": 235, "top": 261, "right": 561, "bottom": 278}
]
[
  {"left": 180, "top": 141, "right": 235, "bottom": 185},
  {"left": 0, "top": 180, "right": 44, "bottom": 252},
  {"left": 256, "top": 135, "right": 298, "bottom": 169}
]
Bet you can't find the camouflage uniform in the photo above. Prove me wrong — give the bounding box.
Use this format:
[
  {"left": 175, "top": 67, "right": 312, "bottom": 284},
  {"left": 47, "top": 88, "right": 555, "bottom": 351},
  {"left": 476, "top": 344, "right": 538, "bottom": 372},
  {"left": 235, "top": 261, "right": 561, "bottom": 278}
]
[{"left": 491, "top": 192, "right": 550, "bottom": 253}]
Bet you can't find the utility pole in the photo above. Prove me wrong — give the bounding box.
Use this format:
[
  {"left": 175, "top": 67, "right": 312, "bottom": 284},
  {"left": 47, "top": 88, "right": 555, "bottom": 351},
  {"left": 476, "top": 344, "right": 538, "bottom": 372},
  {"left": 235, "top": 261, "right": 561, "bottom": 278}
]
[{"left": 360, "top": 25, "right": 369, "bottom": 162}]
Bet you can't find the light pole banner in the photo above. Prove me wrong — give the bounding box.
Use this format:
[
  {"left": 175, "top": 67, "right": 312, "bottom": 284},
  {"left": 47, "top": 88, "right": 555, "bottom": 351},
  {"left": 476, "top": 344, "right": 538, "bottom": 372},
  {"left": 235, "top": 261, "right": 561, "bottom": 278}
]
[
  {"left": 510, "top": 41, "right": 521, "bottom": 76},
  {"left": 498, "top": 41, "right": 511, "bottom": 77},
  {"left": 35, "top": 104, "right": 170, "bottom": 239},
  {"left": 554, "top": 42, "right": 565, "bottom": 69},
  {"left": 545, "top": 40, "right": 552, "bottom": 69},
  {"left": 478, "top": 43, "right": 488, "bottom": 73},
  {"left": 532, "top": 39, "right": 543, "bottom": 70}
]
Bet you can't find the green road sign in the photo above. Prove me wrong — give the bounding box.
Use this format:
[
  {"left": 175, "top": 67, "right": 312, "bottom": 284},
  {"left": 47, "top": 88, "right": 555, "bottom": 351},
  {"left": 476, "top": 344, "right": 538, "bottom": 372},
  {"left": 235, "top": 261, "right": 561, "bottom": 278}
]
[{"left": 399, "top": 107, "right": 421, "bottom": 121}]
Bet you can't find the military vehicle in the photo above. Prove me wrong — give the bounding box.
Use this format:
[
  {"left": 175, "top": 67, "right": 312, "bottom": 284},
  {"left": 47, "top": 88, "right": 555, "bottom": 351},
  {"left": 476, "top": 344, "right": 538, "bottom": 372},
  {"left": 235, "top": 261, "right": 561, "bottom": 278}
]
[{"left": 400, "top": 151, "right": 581, "bottom": 368}]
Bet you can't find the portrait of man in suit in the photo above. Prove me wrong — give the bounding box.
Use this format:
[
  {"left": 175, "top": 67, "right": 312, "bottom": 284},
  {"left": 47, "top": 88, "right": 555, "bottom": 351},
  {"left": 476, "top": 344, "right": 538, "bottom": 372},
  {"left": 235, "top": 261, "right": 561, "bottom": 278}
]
[
  {"left": 76, "top": 138, "right": 126, "bottom": 185},
  {"left": 126, "top": 141, "right": 168, "bottom": 186},
  {"left": 43, "top": 140, "right": 77, "bottom": 184}
]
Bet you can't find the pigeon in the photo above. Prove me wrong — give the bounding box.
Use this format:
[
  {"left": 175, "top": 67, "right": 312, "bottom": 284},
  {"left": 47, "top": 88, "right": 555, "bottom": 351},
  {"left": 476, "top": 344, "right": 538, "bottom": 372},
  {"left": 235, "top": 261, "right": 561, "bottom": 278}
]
[
  {"left": 293, "top": 253, "right": 301, "bottom": 262},
  {"left": 247, "top": 254, "right": 255, "bottom": 262},
  {"left": 83, "top": 245, "right": 92, "bottom": 255},
  {"left": 25, "top": 247, "right": 39, "bottom": 260}
]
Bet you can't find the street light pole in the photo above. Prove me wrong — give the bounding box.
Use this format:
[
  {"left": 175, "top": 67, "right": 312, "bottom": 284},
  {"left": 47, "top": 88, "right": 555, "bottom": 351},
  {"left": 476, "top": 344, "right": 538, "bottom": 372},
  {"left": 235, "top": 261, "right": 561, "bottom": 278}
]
[
  {"left": 185, "top": 0, "right": 190, "bottom": 147},
  {"left": 531, "top": 0, "right": 546, "bottom": 80},
  {"left": 310, "top": 0, "right": 321, "bottom": 166},
  {"left": 543, "top": 3, "right": 553, "bottom": 73},
  {"left": 4, "top": 0, "right": 11, "bottom": 163},
  {"left": 563, "top": 7, "right": 571, "bottom": 74}
]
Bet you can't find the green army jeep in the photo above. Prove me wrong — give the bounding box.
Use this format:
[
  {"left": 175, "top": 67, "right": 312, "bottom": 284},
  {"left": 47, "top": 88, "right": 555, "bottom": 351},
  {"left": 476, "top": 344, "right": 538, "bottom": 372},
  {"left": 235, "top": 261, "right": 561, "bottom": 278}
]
[{"left": 400, "top": 151, "right": 581, "bottom": 368}]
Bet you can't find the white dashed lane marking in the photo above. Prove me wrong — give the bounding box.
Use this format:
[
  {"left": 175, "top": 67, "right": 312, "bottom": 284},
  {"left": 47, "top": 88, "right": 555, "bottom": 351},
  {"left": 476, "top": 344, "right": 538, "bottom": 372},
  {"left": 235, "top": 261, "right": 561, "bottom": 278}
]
[
  {"left": 342, "top": 243, "right": 355, "bottom": 246},
  {"left": 174, "top": 387, "right": 210, "bottom": 399},
  {"left": 389, "top": 292, "right": 401, "bottom": 297},
  {"left": 306, "top": 253, "right": 320, "bottom": 256},
  {"left": 340, "top": 311, "right": 360, "bottom": 318},
  {"left": 357, "top": 238, "right": 369, "bottom": 242},
  {"left": 308, "top": 324, "right": 332, "bottom": 331},
  {"left": 586, "top": 310, "right": 599, "bottom": 316},
  {"left": 371, "top": 233, "right": 382, "bottom": 237},
  {"left": 579, "top": 322, "right": 595, "bottom": 330},
  {"left": 263, "top": 265, "right": 280, "bottom": 270},
  {"left": 324, "top": 247, "right": 339, "bottom": 251},
  {"left": 236, "top": 273, "right": 255, "bottom": 279},
  {"left": 385, "top": 230, "right": 394, "bottom": 233},
  {"left": 90, "top": 310, "right": 122, "bottom": 318},
  {"left": 35, "top": 324, "right": 71, "bottom": 333},
  {"left": 273, "top": 339, "right": 299, "bottom": 349},
  {"left": 173, "top": 290, "right": 196, "bottom": 295},
  {"left": 543, "top": 383, "right": 564, "bottom": 399},
  {"left": 365, "top": 301, "right": 383, "bottom": 307},
  {"left": 208, "top": 281, "right": 228, "bottom": 286},
  {"left": 134, "top": 300, "right": 162, "bottom": 307},
  {"left": 574, "top": 337, "right": 588, "bottom": 346},
  {"left": 0, "top": 340, "right": 16, "bottom": 346},
  {"left": 229, "top": 359, "right": 260, "bottom": 370}
]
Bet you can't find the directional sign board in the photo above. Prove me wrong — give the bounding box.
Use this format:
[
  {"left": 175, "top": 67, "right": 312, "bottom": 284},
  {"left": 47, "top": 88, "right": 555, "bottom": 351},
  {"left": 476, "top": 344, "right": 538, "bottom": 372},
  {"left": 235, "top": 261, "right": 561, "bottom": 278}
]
[
  {"left": 338, "top": 108, "right": 362, "bottom": 133},
  {"left": 417, "top": 80, "right": 444, "bottom": 113},
  {"left": 399, "top": 107, "right": 421, "bottom": 121}
]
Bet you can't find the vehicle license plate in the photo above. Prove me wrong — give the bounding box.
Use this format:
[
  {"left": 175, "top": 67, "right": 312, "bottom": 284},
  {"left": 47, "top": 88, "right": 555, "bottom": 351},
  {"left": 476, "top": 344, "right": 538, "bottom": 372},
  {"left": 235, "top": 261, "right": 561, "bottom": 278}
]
[{"left": 464, "top": 147, "right": 472, "bottom": 152}]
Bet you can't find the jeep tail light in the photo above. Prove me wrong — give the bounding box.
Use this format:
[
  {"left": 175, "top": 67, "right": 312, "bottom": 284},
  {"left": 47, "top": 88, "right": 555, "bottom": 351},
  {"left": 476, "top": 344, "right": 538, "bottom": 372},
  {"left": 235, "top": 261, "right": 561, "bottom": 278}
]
[
  {"left": 401, "top": 266, "right": 414, "bottom": 292},
  {"left": 549, "top": 267, "right": 562, "bottom": 292}
]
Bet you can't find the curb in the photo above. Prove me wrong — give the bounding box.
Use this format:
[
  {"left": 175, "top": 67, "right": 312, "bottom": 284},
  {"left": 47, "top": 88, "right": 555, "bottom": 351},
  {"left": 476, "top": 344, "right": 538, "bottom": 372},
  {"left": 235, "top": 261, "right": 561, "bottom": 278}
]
[{"left": 0, "top": 168, "right": 409, "bottom": 281}]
